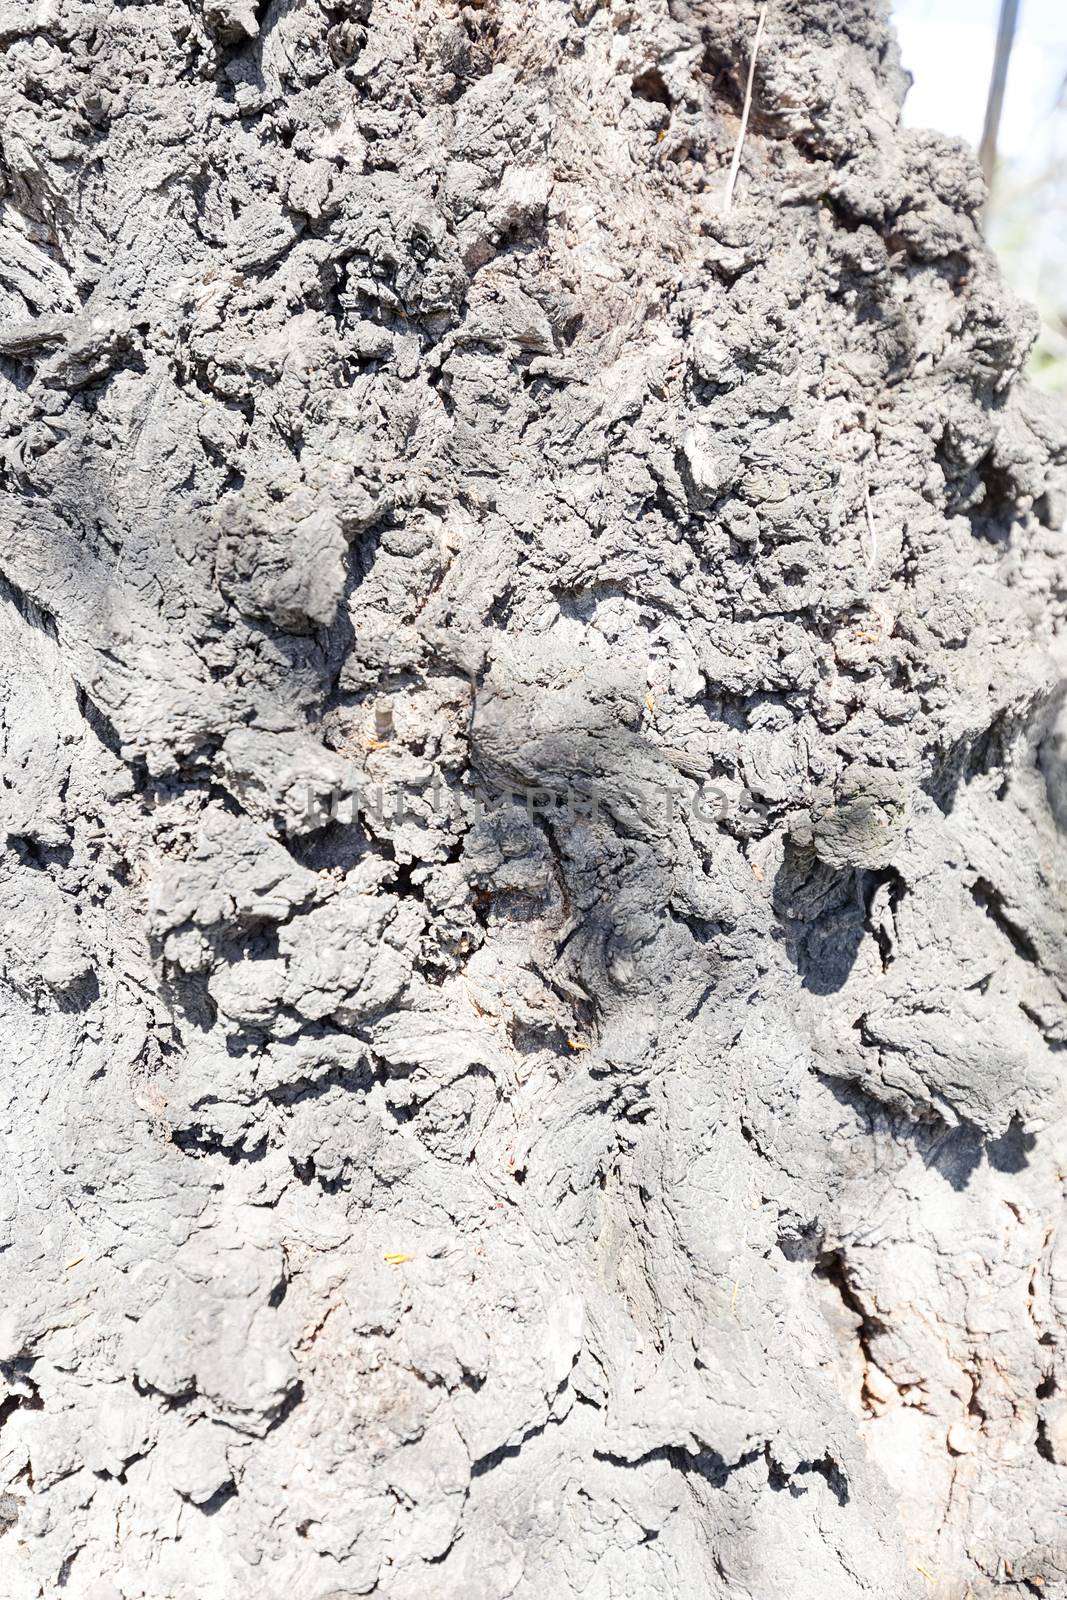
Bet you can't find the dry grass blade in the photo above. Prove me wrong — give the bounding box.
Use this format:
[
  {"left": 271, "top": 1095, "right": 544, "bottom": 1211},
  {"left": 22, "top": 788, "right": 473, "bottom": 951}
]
[{"left": 722, "top": 4, "right": 769, "bottom": 214}]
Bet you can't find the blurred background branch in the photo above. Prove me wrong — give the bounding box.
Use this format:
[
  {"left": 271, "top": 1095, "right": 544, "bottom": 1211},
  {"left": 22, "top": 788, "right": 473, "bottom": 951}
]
[
  {"left": 895, "top": 0, "right": 1067, "bottom": 390},
  {"left": 978, "top": 0, "right": 1020, "bottom": 192}
]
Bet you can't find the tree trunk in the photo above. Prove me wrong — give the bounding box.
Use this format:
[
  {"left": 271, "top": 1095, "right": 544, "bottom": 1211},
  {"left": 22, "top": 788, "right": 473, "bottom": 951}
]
[{"left": 0, "top": 1, "right": 1065, "bottom": 1596}]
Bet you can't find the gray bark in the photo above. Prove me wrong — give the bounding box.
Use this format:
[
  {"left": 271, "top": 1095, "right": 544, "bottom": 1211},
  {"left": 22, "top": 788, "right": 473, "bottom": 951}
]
[{"left": 0, "top": 1, "right": 1065, "bottom": 1596}]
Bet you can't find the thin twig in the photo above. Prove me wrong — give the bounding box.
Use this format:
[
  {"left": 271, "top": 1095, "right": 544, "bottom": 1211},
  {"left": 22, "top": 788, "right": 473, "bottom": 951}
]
[
  {"left": 722, "top": 4, "right": 768, "bottom": 214},
  {"left": 864, "top": 484, "right": 878, "bottom": 569}
]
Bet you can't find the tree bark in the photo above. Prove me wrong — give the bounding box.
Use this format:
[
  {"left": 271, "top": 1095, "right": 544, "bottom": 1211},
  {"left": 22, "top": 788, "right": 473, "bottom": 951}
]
[{"left": 0, "top": 1, "right": 1065, "bottom": 1596}]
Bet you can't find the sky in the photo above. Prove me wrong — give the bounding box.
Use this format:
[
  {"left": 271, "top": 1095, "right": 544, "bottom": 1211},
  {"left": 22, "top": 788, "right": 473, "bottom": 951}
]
[{"left": 892, "top": 0, "right": 1067, "bottom": 168}]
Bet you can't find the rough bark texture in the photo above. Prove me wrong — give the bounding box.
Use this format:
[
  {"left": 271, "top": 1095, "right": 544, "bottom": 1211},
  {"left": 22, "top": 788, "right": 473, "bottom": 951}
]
[{"left": 0, "top": 0, "right": 1066, "bottom": 1595}]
